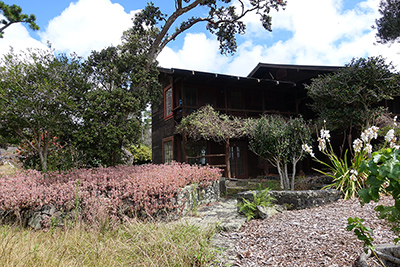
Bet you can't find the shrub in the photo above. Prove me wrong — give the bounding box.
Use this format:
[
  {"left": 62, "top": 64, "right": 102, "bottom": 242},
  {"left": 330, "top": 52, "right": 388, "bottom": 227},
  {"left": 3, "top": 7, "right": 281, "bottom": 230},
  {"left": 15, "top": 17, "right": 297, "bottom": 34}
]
[
  {"left": 237, "top": 188, "right": 275, "bottom": 221},
  {"left": 0, "top": 163, "right": 222, "bottom": 225}
]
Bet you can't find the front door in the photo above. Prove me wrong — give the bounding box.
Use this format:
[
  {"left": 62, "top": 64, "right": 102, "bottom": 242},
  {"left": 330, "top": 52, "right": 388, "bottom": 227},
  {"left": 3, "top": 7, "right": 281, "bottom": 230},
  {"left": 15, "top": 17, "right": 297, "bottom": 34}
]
[{"left": 229, "top": 142, "right": 246, "bottom": 178}]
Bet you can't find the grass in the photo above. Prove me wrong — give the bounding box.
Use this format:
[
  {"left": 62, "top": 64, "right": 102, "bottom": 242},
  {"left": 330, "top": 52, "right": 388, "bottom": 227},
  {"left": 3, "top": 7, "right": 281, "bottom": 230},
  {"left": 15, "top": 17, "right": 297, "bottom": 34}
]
[{"left": 0, "top": 220, "right": 219, "bottom": 267}]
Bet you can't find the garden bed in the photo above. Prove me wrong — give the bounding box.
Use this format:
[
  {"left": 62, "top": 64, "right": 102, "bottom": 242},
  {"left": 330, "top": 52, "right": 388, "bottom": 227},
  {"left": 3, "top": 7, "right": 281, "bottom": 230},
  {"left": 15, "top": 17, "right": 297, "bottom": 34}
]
[{"left": 0, "top": 163, "right": 222, "bottom": 229}]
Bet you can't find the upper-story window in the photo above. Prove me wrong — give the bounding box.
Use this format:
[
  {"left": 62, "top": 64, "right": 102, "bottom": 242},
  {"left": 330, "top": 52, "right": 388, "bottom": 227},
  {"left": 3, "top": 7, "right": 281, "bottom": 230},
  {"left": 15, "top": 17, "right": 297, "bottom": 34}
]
[
  {"left": 164, "top": 85, "right": 173, "bottom": 119},
  {"left": 185, "top": 87, "right": 197, "bottom": 107}
]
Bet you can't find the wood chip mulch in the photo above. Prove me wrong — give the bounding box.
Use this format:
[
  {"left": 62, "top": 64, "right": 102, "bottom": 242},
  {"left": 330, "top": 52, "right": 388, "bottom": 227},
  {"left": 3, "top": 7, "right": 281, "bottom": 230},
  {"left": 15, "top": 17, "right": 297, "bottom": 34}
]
[{"left": 229, "top": 196, "right": 397, "bottom": 267}]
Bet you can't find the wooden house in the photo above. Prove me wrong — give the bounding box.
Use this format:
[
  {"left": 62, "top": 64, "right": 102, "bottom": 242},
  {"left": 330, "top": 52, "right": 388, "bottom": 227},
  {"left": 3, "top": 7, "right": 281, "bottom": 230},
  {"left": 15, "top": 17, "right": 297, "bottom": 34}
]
[{"left": 152, "top": 63, "right": 342, "bottom": 178}]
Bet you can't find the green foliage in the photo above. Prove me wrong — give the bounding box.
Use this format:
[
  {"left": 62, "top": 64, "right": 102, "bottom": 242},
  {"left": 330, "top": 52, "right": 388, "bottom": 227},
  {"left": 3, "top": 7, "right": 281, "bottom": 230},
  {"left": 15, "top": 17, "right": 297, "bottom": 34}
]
[
  {"left": 306, "top": 56, "right": 400, "bottom": 131},
  {"left": 73, "top": 36, "right": 160, "bottom": 167},
  {"left": 176, "top": 105, "right": 246, "bottom": 143},
  {"left": 375, "top": 0, "right": 400, "bottom": 45},
  {"left": 130, "top": 0, "right": 286, "bottom": 59},
  {"left": 346, "top": 217, "right": 375, "bottom": 251},
  {"left": 359, "top": 148, "right": 400, "bottom": 241},
  {"left": 307, "top": 125, "right": 378, "bottom": 199},
  {"left": 127, "top": 144, "right": 152, "bottom": 164},
  {"left": 247, "top": 115, "right": 312, "bottom": 190},
  {"left": 237, "top": 188, "right": 276, "bottom": 221},
  {"left": 0, "top": 48, "right": 90, "bottom": 172},
  {"left": 0, "top": 1, "right": 39, "bottom": 38}
]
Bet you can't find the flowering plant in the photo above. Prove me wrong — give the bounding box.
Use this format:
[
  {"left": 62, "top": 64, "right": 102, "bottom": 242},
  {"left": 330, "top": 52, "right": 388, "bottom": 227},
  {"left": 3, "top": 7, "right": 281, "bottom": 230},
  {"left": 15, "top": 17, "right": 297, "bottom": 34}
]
[{"left": 302, "top": 122, "right": 383, "bottom": 199}]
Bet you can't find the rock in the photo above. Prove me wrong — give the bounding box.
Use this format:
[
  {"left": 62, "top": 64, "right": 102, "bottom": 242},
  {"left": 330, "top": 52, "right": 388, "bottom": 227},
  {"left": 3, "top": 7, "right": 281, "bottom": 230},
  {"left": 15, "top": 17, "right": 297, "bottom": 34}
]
[
  {"left": 237, "top": 189, "right": 342, "bottom": 210},
  {"left": 28, "top": 212, "right": 42, "bottom": 230},
  {"left": 256, "top": 204, "right": 286, "bottom": 220}
]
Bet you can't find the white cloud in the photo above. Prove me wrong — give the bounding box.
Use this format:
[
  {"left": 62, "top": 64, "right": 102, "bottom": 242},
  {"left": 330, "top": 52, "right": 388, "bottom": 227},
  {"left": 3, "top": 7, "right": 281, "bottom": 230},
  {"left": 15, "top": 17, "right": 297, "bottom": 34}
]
[
  {"left": 222, "top": 0, "right": 400, "bottom": 76},
  {"left": 0, "top": 15, "right": 48, "bottom": 58},
  {"left": 39, "top": 0, "right": 139, "bottom": 57},
  {"left": 158, "top": 33, "right": 230, "bottom": 73}
]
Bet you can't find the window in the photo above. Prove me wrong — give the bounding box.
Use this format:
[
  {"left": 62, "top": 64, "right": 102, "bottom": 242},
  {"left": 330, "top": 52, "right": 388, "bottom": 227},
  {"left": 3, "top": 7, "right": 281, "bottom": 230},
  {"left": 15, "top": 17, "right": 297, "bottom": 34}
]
[
  {"left": 164, "top": 85, "right": 173, "bottom": 119},
  {"left": 185, "top": 87, "right": 197, "bottom": 107},
  {"left": 163, "top": 138, "right": 173, "bottom": 164},
  {"left": 187, "top": 140, "right": 206, "bottom": 165}
]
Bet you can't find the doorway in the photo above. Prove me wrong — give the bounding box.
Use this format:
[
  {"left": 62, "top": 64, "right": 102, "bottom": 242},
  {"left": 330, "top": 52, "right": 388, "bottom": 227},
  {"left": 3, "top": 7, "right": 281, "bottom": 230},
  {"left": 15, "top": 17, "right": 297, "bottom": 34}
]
[{"left": 229, "top": 142, "right": 246, "bottom": 178}]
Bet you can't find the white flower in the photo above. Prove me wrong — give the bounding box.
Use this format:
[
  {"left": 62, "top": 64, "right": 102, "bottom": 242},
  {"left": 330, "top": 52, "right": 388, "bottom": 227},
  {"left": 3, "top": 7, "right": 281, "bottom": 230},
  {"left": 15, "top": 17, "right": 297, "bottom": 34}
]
[
  {"left": 385, "top": 129, "right": 395, "bottom": 143},
  {"left": 350, "top": 169, "right": 358, "bottom": 182},
  {"left": 370, "top": 126, "right": 379, "bottom": 140},
  {"left": 320, "top": 129, "right": 330, "bottom": 141},
  {"left": 394, "top": 145, "right": 400, "bottom": 150},
  {"left": 361, "top": 126, "right": 379, "bottom": 142},
  {"left": 394, "top": 116, "right": 397, "bottom": 122},
  {"left": 353, "top": 139, "right": 363, "bottom": 153},
  {"left": 364, "top": 144, "right": 372, "bottom": 154},
  {"left": 318, "top": 137, "right": 326, "bottom": 151},
  {"left": 302, "top": 144, "right": 315, "bottom": 157}
]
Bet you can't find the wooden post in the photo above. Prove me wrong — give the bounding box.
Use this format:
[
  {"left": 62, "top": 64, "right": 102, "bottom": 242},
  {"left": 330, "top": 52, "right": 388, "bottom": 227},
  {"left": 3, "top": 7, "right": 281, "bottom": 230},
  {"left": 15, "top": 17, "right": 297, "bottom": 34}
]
[{"left": 225, "top": 139, "right": 231, "bottom": 178}]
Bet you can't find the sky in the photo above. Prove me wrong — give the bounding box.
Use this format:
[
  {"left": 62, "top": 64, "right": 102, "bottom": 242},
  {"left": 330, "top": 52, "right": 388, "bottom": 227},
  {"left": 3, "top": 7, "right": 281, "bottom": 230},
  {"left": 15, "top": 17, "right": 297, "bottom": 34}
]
[{"left": 1, "top": 0, "right": 400, "bottom": 77}]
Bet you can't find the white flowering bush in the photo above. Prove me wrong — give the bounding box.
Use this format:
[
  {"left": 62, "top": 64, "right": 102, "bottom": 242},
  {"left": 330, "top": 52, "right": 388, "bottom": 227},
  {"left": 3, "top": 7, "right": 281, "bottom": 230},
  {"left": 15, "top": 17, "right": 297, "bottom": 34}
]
[{"left": 302, "top": 120, "right": 398, "bottom": 199}]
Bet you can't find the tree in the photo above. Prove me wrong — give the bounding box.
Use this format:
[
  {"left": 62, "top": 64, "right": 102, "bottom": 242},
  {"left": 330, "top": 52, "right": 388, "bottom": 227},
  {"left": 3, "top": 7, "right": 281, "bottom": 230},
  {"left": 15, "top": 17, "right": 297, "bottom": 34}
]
[
  {"left": 0, "top": 48, "right": 90, "bottom": 171},
  {"left": 375, "top": 0, "right": 400, "bottom": 44},
  {"left": 306, "top": 56, "right": 400, "bottom": 132},
  {"left": 128, "top": 0, "right": 286, "bottom": 69},
  {"left": 247, "top": 115, "right": 311, "bottom": 190},
  {"left": 74, "top": 39, "right": 160, "bottom": 167},
  {"left": 176, "top": 105, "right": 246, "bottom": 178},
  {"left": 0, "top": 2, "right": 39, "bottom": 38}
]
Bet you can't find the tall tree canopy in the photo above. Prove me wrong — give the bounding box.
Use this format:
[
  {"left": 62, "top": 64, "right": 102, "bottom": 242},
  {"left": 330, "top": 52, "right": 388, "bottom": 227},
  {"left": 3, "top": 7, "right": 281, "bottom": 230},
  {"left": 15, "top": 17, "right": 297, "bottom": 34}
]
[
  {"left": 306, "top": 56, "right": 400, "bottom": 132},
  {"left": 129, "top": 0, "right": 286, "bottom": 66},
  {"left": 375, "top": 0, "right": 400, "bottom": 44},
  {"left": 0, "top": 2, "right": 39, "bottom": 38}
]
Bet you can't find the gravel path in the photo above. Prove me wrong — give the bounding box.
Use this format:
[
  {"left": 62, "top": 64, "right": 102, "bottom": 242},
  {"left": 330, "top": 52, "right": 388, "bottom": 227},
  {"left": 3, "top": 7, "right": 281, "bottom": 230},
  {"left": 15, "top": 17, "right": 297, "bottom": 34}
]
[{"left": 228, "top": 196, "right": 397, "bottom": 267}]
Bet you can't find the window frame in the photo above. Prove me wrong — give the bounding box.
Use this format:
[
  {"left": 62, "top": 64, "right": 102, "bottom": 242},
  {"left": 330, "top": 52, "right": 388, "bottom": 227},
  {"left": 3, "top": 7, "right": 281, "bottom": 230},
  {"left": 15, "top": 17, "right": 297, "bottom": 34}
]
[
  {"left": 162, "top": 137, "right": 174, "bottom": 164},
  {"left": 164, "top": 84, "right": 173, "bottom": 120}
]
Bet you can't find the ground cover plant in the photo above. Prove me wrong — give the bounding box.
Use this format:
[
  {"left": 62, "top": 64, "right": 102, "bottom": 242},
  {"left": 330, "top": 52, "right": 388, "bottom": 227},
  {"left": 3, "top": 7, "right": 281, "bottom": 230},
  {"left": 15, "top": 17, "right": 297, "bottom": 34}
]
[
  {"left": 0, "top": 220, "right": 217, "bottom": 267},
  {"left": 0, "top": 162, "right": 221, "bottom": 226}
]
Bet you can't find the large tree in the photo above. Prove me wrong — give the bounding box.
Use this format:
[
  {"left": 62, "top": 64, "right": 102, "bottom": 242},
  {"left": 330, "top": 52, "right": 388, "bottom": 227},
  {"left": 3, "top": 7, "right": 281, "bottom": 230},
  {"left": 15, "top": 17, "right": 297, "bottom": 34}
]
[
  {"left": 306, "top": 56, "right": 400, "bottom": 132},
  {"left": 127, "top": 0, "right": 286, "bottom": 71},
  {"left": 0, "top": 2, "right": 39, "bottom": 38},
  {"left": 73, "top": 43, "right": 159, "bottom": 167},
  {"left": 0, "top": 48, "right": 90, "bottom": 171},
  {"left": 375, "top": 0, "right": 400, "bottom": 44}
]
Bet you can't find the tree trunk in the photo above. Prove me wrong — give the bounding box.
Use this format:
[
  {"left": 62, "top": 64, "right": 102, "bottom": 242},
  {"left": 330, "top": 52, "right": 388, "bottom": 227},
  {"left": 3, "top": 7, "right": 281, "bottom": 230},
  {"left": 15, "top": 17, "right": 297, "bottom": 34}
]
[{"left": 225, "top": 140, "right": 231, "bottom": 178}]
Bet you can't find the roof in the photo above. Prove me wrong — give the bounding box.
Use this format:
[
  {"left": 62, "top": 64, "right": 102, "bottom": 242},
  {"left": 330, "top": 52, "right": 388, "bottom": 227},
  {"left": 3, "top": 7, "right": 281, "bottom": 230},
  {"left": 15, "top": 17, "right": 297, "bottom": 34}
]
[
  {"left": 157, "top": 67, "right": 296, "bottom": 88},
  {"left": 248, "top": 63, "right": 343, "bottom": 83}
]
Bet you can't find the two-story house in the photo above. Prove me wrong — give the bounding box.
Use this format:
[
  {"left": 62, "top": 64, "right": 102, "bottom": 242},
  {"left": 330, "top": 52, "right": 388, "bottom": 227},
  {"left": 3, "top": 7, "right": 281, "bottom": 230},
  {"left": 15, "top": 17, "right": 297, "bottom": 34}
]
[{"left": 152, "top": 63, "right": 342, "bottom": 178}]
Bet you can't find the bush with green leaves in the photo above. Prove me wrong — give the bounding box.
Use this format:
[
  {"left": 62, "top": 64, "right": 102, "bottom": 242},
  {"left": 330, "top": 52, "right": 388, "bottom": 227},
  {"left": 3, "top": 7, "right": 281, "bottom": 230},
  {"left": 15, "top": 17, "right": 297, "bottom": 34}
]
[
  {"left": 359, "top": 147, "right": 400, "bottom": 242},
  {"left": 247, "top": 115, "right": 312, "bottom": 190},
  {"left": 237, "top": 188, "right": 276, "bottom": 221}
]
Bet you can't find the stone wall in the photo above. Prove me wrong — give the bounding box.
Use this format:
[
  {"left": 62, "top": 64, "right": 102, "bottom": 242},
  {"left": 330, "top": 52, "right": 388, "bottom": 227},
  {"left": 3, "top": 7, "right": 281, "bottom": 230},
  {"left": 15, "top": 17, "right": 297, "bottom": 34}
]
[
  {"left": 0, "top": 180, "right": 221, "bottom": 229},
  {"left": 237, "top": 189, "right": 342, "bottom": 210}
]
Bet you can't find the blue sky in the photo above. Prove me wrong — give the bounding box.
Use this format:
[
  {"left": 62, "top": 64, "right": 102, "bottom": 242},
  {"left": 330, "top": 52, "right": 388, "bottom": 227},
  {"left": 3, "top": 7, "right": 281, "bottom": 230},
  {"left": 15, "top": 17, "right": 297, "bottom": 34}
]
[{"left": 1, "top": 0, "right": 400, "bottom": 76}]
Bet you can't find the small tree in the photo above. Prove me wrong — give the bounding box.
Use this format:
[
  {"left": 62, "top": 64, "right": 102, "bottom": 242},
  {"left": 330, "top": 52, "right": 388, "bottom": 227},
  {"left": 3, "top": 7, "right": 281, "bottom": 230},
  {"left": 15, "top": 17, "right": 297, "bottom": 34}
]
[
  {"left": 176, "top": 105, "right": 246, "bottom": 178},
  {"left": 247, "top": 115, "right": 311, "bottom": 190}
]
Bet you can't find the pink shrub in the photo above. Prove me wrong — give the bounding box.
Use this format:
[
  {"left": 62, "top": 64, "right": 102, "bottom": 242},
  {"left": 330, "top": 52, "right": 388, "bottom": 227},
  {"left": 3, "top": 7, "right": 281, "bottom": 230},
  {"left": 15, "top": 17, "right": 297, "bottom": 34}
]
[{"left": 0, "top": 163, "right": 221, "bottom": 223}]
